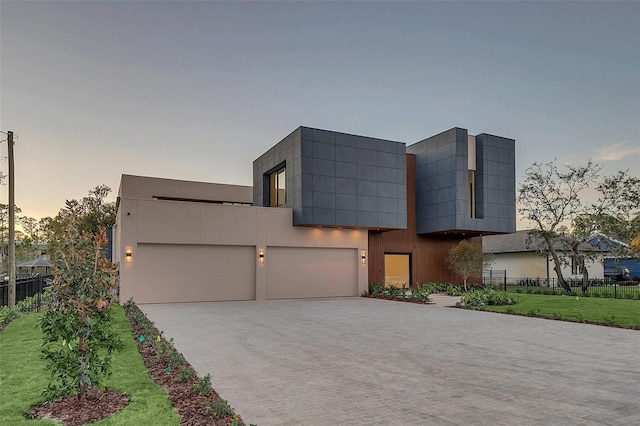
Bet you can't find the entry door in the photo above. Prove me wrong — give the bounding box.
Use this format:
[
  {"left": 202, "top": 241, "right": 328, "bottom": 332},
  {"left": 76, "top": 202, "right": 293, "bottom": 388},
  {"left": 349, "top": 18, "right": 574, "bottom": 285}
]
[{"left": 384, "top": 254, "right": 411, "bottom": 287}]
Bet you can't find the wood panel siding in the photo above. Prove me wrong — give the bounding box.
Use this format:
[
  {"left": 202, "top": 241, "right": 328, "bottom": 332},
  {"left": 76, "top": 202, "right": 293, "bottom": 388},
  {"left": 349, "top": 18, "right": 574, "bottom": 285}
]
[{"left": 368, "top": 154, "right": 481, "bottom": 287}]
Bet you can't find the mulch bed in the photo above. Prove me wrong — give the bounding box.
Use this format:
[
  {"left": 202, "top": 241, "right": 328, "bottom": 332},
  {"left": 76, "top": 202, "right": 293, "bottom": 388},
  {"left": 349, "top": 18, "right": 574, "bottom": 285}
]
[
  {"left": 130, "top": 320, "right": 240, "bottom": 425},
  {"left": 364, "top": 295, "right": 434, "bottom": 304},
  {"left": 30, "top": 389, "right": 130, "bottom": 426}
]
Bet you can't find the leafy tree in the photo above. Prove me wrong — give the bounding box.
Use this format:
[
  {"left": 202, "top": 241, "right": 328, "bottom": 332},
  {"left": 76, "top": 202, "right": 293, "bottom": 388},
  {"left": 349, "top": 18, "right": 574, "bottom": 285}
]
[
  {"left": 445, "top": 240, "right": 489, "bottom": 292},
  {"left": 518, "top": 160, "right": 640, "bottom": 292},
  {"left": 0, "top": 203, "right": 22, "bottom": 241},
  {"left": 78, "top": 185, "right": 116, "bottom": 236},
  {"left": 19, "top": 216, "right": 42, "bottom": 256},
  {"left": 43, "top": 185, "right": 116, "bottom": 253},
  {"left": 39, "top": 200, "right": 122, "bottom": 400},
  {"left": 20, "top": 216, "right": 39, "bottom": 241}
]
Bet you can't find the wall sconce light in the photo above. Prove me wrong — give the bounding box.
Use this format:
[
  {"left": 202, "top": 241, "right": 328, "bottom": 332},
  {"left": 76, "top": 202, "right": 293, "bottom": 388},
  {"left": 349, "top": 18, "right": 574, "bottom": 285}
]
[
  {"left": 361, "top": 250, "right": 366, "bottom": 265},
  {"left": 259, "top": 249, "right": 265, "bottom": 264},
  {"left": 125, "top": 247, "right": 133, "bottom": 263}
]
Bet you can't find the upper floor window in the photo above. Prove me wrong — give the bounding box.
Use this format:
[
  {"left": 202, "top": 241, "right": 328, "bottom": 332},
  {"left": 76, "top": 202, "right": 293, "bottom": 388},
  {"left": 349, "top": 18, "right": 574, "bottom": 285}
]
[{"left": 270, "top": 167, "right": 286, "bottom": 207}]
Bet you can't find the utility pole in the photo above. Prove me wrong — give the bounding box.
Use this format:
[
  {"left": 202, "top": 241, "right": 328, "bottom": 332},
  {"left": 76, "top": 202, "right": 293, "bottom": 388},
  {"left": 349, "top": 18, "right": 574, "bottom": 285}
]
[{"left": 8, "top": 131, "right": 16, "bottom": 308}]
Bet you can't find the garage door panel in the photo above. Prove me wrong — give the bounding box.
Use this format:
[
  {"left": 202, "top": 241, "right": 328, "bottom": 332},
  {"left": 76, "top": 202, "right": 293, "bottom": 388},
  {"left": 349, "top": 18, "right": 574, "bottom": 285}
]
[
  {"left": 137, "top": 244, "right": 255, "bottom": 303},
  {"left": 267, "top": 247, "right": 357, "bottom": 299}
]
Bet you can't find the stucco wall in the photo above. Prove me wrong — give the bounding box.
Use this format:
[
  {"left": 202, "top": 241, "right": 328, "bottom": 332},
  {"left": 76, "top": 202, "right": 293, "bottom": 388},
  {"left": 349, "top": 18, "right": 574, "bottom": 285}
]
[{"left": 116, "top": 175, "right": 368, "bottom": 303}]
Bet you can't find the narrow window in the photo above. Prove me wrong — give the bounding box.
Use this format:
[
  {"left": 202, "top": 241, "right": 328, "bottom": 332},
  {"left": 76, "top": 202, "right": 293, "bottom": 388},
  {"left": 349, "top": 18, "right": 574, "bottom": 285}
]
[
  {"left": 468, "top": 170, "right": 476, "bottom": 218},
  {"left": 571, "top": 256, "right": 584, "bottom": 275},
  {"left": 269, "top": 167, "right": 286, "bottom": 207}
]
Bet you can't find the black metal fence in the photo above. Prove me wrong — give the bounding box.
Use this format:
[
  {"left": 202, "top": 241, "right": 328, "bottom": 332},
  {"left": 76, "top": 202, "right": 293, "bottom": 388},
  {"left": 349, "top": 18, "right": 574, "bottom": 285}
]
[
  {"left": 482, "top": 272, "right": 640, "bottom": 299},
  {"left": 0, "top": 275, "right": 52, "bottom": 311}
]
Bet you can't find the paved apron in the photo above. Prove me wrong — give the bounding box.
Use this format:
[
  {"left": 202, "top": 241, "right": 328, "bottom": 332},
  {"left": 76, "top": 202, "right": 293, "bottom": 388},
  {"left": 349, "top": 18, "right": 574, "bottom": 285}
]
[{"left": 141, "top": 297, "right": 640, "bottom": 426}]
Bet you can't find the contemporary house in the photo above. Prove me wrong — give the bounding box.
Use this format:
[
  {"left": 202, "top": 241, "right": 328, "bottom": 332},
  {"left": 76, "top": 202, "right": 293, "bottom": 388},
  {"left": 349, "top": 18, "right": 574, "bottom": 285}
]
[
  {"left": 483, "top": 230, "right": 608, "bottom": 283},
  {"left": 115, "top": 126, "right": 516, "bottom": 303}
]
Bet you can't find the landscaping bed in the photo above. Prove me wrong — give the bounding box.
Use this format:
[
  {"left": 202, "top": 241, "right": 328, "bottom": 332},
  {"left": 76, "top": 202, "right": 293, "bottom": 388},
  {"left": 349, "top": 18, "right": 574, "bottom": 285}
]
[
  {"left": 1, "top": 303, "right": 250, "bottom": 425},
  {"left": 123, "top": 300, "right": 249, "bottom": 426},
  {"left": 30, "top": 390, "right": 130, "bottom": 426},
  {"left": 365, "top": 283, "right": 640, "bottom": 330},
  {"left": 0, "top": 307, "right": 178, "bottom": 426}
]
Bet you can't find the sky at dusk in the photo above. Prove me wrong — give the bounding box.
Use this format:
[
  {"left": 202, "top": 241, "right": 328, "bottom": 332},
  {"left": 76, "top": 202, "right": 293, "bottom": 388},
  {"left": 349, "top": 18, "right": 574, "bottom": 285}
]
[{"left": 1, "top": 1, "right": 639, "bottom": 227}]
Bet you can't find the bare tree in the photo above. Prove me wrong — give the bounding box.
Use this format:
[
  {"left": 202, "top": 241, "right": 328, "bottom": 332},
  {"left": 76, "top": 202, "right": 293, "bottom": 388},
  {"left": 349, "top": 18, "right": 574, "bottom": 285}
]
[{"left": 519, "top": 160, "right": 640, "bottom": 292}]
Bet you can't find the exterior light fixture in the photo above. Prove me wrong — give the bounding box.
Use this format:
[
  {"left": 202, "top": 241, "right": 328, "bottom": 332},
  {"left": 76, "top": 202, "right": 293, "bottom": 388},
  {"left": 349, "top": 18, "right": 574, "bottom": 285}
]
[
  {"left": 125, "top": 247, "right": 133, "bottom": 263},
  {"left": 259, "top": 249, "right": 265, "bottom": 264},
  {"left": 361, "top": 250, "right": 366, "bottom": 265}
]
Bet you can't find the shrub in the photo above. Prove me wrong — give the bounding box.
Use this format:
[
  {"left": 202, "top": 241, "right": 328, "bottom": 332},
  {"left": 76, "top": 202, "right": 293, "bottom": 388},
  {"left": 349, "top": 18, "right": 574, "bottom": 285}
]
[
  {"left": 446, "top": 285, "right": 463, "bottom": 297},
  {"left": 0, "top": 295, "right": 41, "bottom": 331},
  {"left": 458, "top": 289, "right": 517, "bottom": 307},
  {"left": 386, "top": 285, "right": 403, "bottom": 298},
  {"left": 0, "top": 306, "right": 19, "bottom": 330},
  {"left": 369, "top": 283, "right": 385, "bottom": 297},
  {"left": 177, "top": 364, "right": 194, "bottom": 383},
  {"left": 409, "top": 285, "right": 431, "bottom": 302},
  {"left": 422, "top": 282, "right": 449, "bottom": 292},
  {"left": 40, "top": 201, "right": 122, "bottom": 400},
  {"left": 191, "top": 373, "right": 213, "bottom": 396},
  {"left": 208, "top": 397, "right": 235, "bottom": 419}
]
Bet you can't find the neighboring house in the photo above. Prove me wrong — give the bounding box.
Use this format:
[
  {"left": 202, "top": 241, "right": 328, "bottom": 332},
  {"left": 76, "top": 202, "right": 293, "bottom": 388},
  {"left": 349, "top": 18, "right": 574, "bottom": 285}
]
[
  {"left": 483, "top": 230, "right": 608, "bottom": 283},
  {"left": 115, "top": 126, "right": 515, "bottom": 303}
]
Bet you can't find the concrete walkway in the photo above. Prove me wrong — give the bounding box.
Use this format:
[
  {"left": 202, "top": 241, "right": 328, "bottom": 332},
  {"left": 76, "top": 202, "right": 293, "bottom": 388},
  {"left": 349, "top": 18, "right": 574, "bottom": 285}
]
[
  {"left": 428, "top": 293, "right": 462, "bottom": 307},
  {"left": 140, "top": 298, "right": 640, "bottom": 426}
]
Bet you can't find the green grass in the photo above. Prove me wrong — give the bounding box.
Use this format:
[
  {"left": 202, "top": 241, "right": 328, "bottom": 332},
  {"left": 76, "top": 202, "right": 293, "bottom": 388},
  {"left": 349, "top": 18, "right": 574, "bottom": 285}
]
[
  {"left": 474, "top": 293, "right": 640, "bottom": 328},
  {"left": 0, "top": 306, "right": 180, "bottom": 425}
]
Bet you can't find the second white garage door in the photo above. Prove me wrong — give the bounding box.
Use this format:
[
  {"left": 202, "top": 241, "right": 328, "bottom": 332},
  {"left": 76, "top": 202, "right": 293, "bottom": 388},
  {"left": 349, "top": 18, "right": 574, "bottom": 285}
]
[{"left": 266, "top": 247, "right": 358, "bottom": 299}]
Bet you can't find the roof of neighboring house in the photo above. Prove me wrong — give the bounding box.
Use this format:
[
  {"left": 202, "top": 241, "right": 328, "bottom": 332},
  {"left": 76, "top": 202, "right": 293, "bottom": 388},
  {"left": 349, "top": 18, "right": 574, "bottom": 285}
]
[
  {"left": 587, "top": 232, "right": 629, "bottom": 250},
  {"left": 483, "top": 230, "right": 606, "bottom": 254},
  {"left": 17, "top": 258, "right": 53, "bottom": 268}
]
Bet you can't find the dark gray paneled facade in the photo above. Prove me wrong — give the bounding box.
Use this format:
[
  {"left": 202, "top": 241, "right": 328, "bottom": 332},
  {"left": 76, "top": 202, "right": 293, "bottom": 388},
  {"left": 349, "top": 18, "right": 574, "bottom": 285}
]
[
  {"left": 407, "top": 127, "right": 515, "bottom": 235},
  {"left": 475, "top": 133, "right": 516, "bottom": 233},
  {"left": 254, "top": 125, "right": 515, "bottom": 235},
  {"left": 253, "top": 126, "right": 407, "bottom": 229}
]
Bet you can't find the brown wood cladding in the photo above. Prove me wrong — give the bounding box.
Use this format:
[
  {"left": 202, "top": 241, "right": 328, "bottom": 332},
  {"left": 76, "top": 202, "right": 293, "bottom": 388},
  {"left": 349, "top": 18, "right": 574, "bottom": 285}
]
[{"left": 368, "top": 154, "right": 481, "bottom": 287}]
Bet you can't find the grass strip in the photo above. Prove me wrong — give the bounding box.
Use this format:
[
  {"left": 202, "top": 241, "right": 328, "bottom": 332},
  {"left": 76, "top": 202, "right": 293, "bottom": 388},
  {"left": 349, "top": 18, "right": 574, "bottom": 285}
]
[
  {"left": 0, "top": 305, "right": 180, "bottom": 425},
  {"left": 471, "top": 293, "right": 640, "bottom": 328}
]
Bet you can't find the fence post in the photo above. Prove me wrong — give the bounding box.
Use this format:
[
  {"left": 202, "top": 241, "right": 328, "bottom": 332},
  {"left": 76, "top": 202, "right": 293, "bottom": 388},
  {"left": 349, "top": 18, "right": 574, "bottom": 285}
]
[{"left": 503, "top": 275, "right": 507, "bottom": 292}]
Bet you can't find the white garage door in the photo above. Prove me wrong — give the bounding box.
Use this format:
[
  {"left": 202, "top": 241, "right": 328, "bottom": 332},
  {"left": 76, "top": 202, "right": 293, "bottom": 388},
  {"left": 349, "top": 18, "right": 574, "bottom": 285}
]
[
  {"left": 266, "top": 247, "right": 358, "bottom": 299},
  {"left": 136, "top": 244, "right": 255, "bottom": 303}
]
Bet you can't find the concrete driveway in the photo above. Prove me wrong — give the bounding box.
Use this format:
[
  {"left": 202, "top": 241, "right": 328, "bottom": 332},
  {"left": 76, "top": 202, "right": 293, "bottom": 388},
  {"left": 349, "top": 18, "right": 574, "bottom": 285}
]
[{"left": 140, "top": 298, "right": 639, "bottom": 426}]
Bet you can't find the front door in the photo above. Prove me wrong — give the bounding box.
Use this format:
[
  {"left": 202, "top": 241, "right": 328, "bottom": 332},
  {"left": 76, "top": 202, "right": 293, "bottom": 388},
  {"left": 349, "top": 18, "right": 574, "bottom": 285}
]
[{"left": 384, "top": 254, "right": 411, "bottom": 288}]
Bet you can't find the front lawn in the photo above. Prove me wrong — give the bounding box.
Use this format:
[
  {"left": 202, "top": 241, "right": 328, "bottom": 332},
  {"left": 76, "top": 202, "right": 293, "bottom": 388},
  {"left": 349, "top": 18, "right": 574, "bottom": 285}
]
[
  {"left": 0, "top": 306, "right": 180, "bottom": 425},
  {"left": 472, "top": 293, "right": 640, "bottom": 328}
]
